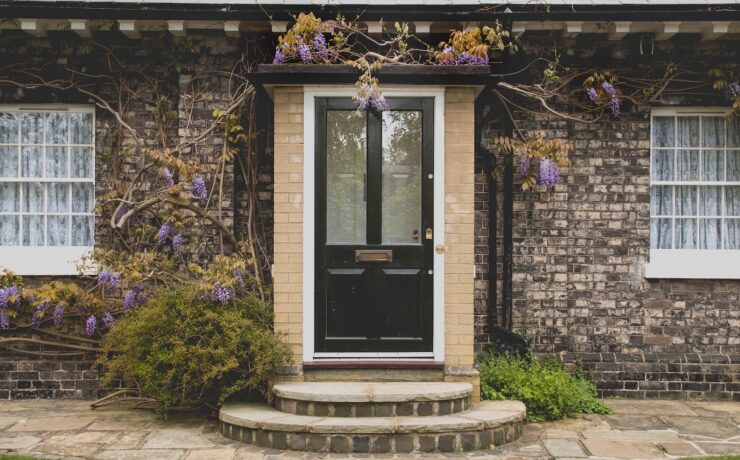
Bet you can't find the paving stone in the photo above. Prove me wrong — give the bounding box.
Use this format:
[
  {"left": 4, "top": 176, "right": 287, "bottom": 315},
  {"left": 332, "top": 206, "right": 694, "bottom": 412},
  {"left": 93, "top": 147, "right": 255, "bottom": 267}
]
[
  {"left": 581, "top": 428, "right": 679, "bottom": 441},
  {"left": 87, "top": 418, "right": 152, "bottom": 431},
  {"left": 32, "top": 441, "right": 102, "bottom": 458},
  {"left": 605, "top": 400, "right": 697, "bottom": 416},
  {"left": 308, "top": 417, "right": 393, "bottom": 434},
  {"left": 0, "top": 417, "right": 21, "bottom": 430},
  {"left": 658, "top": 441, "right": 702, "bottom": 456},
  {"left": 0, "top": 434, "right": 43, "bottom": 449},
  {"left": 607, "top": 414, "right": 669, "bottom": 430},
  {"left": 94, "top": 448, "right": 186, "bottom": 459},
  {"left": 660, "top": 415, "right": 740, "bottom": 439},
  {"left": 44, "top": 431, "right": 119, "bottom": 445},
  {"left": 7, "top": 416, "right": 97, "bottom": 432},
  {"left": 543, "top": 438, "right": 588, "bottom": 457},
  {"left": 397, "top": 415, "right": 481, "bottom": 434},
  {"left": 105, "top": 431, "right": 150, "bottom": 449},
  {"left": 184, "top": 447, "right": 237, "bottom": 459},
  {"left": 143, "top": 428, "right": 219, "bottom": 449},
  {"left": 543, "top": 428, "right": 580, "bottom": 439},
  {"left": 695, "top": 441, "right": 740, "bottom": 455},
  {"left": 582, "top": 439, "right": 665, "bottom": 459}
]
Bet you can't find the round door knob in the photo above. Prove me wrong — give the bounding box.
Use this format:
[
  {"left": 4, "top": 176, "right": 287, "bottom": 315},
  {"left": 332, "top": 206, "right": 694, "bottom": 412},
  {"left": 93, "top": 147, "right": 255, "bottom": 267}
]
[{"left": 435, "top": 244, "right": 445, "bottom": 254}]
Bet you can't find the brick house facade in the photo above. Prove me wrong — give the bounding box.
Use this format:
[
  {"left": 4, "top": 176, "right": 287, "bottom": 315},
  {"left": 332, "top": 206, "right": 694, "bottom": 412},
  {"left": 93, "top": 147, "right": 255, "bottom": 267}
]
[{"left": 0, "top": 1, "right": 737, "bottom": 401}]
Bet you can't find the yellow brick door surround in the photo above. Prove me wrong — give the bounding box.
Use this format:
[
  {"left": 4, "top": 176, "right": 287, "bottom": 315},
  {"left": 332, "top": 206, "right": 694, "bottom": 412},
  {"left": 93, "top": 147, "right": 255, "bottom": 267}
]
[{"left": 272, "top": 86, "right": 478, "bottom": 396}]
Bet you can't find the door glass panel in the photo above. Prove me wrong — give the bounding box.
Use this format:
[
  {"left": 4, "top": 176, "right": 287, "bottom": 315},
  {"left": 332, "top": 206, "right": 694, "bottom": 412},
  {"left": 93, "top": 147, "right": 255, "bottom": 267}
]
[
  {"left": 326, "top": 110, "right": 367, "bottom": 244},
  {"left": 382, "top": 110, "right": 422, "bottom": 244}
]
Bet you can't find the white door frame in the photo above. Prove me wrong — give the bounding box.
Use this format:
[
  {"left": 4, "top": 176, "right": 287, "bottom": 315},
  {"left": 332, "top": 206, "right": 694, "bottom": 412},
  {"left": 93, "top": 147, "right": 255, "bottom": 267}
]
[{"left": 302, "top": 86, "right": 446, "bottom": 362}]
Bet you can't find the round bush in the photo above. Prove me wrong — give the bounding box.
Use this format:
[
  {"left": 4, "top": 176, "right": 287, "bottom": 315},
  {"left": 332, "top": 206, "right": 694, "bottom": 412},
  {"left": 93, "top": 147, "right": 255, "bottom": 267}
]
[{"left": 100, "top": 283, "right": 291, "bottom": 416}]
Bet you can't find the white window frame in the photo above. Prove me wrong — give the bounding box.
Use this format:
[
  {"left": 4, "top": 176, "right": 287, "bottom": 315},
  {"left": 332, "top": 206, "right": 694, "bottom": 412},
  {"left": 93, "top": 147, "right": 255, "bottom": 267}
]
[
  {"left": 645, "top": 107, "right": 740, "bottom": 279},
  {"left": 0, "top": 105, "right": 95, "bottom": 276},
  {"left": 302, "top": 86, "right": 446, "bottom": 362}
]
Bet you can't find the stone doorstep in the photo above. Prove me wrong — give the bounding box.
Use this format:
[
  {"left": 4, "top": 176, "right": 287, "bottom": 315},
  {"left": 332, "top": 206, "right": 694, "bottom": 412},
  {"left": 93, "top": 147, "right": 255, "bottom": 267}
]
[
  {"left": 219, "top": 400, "right": 525, "bottom": 435},
  {"left": 272, "top": 381, "right": 472, "bottom": 403}
]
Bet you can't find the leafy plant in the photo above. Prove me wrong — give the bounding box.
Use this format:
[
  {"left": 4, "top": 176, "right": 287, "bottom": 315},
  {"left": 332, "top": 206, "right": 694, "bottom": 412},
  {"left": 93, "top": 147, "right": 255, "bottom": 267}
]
[
  {"left": 100, "top": 282, "right": 291, "bottom": 416},
  {"left": 479, "top": 351, "right": 612, "bottom": 422}
]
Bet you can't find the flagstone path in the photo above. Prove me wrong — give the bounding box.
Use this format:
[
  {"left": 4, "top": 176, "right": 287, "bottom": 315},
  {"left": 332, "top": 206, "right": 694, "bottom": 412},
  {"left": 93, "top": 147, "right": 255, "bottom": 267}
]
[{"left": 1, "top": 399, "right": 738, "bottom": 459}]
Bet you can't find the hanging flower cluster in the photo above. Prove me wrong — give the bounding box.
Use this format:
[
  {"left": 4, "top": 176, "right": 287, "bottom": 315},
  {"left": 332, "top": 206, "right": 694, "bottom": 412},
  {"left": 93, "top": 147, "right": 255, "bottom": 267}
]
[
  {"left": 583, "top": 73, "right": 621, "bottom": 117},
  {"left": 435, "top": 25, "right": 508, "bottom": 66},
  {"left": 156, "top": 221, "right": 184, "bottom": 251},
  {"left": 273, "top": 13, "right": 333, "bottom": 65},
  {"left": 494, "top": 136, "right": 572, "bottom": 190},
  {"left": 709, "top": 68, "right": 740, "bottom": 118}
]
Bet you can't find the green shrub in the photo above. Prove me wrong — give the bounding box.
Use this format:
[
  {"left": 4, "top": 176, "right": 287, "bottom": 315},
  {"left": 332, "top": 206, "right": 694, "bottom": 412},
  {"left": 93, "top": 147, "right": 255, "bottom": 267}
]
[
  {"left": 100, "top": 283, "right": 291, "bottom": 416},
  {"left": 479, "top": 351, "right": 612, "bottom": 422}
]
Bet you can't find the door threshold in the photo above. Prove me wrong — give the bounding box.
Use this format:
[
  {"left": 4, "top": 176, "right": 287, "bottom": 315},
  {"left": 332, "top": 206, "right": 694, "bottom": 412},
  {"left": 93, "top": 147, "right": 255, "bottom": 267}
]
[{"left": 303, "top": 360, "right": 445, "bottom": 370}]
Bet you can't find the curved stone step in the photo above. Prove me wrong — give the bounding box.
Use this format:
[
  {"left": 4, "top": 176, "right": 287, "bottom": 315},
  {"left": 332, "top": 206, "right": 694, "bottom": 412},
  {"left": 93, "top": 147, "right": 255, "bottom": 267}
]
[
  {"left": 219, "top": 400, "right": 526, "bottom": 453},
  {"left": 272, "top": 381, "right": 472, "bottom": 416}
]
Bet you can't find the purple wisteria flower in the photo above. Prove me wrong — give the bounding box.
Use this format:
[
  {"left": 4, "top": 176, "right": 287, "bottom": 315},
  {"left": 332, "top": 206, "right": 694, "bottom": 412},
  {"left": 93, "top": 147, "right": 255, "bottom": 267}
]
[
  {"left": 210, "top": 283, "right": 234, "bottom": 304},
  {"left": 601, "top": 82, "right": 617, "bottom": 98},
  {"left": 0, "top": 286, "right": 19, "bottom": 308},
  {"left": 115, "top": 205, "right": 129, "bottom": 225},
  {"left": 53, "top": 306, "right": 65, "bottom": 326},
  {"left": 0, "top": 310, "right": 9, "bottom": 330},
  {"left": 370, "top": 94, "right": 390, "bottom": 112},
  {"left": 172, "top": 233, "right": 183, "bottom": 251},
  {"left": 272, "top": 48, "right": 286, "bottom": 64},
  {"left": 102, "top": 312, "right": 115, "bottom": 328},
  {"left": 163, "top": 167, "right": 175, "bottom": 186},
  {"left": 312, "top": 33, "right": 328, "bottom": 59},
  {"left": 297, "top": 43, "right": 311, "bottom": 62},
  {"left": 355, "top": 83, "right": 371, "bottom": 112},
  {"left": 85, "top": 315, "right": 97, "bottom": 336},
  {"left": 31, "top": 302, "right": 47, "bottom": 328},
  {"left": 438, "top": 46, "right": 455, "bottom": 65},
  {"left": 157, "top": 221, "right": 173, "bottom": 246},
  {"left": 191, "top": 174, "right": 207, "bottom": 200},
  {"left": 123, "top": 285, "right": 147, "bottom": 312},
  {"left": 728, "top": 82, "right": 740, "bottom": 97},
  {"left": 456, "top": 52, "right": 488, "bottom": 65},
  {"left": 518, "top": 155, "right": 530, "bottom": 177},
  {"left": 609, "top": 97, "right": 621, "bottom": 117},
  {"left": 97, "top": 270, "right": 122, "bottom": 289},
  {"left": 234, "top": 268, "right": 245, "bottom": 286},
  {"left": 537, "top": 158, "right": 561, "bottom": 188},
  {"left": 586, "top": 87, "right": 599, "bottom": 104}
]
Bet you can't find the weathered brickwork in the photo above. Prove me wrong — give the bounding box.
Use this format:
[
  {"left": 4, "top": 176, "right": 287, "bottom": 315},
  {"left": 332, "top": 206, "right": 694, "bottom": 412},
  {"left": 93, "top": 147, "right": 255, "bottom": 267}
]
[{"left": 474, "top": 35, "right": 739, "bottom": 400}]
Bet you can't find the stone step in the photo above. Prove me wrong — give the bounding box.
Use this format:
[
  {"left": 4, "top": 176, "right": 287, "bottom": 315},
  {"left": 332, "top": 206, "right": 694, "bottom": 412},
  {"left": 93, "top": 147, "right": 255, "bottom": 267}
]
[
  {"left": 272, "top": 381, "right": 473, "bottom": 417},
  {"left": 219, "top": 400, "right": 526, "bottom": 453}
]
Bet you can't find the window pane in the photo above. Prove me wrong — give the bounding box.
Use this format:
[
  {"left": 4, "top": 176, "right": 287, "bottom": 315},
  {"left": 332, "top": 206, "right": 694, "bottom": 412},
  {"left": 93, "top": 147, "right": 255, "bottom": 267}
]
[
  {"left": 21, "top": 183, "right": 43, "bottom": 213},
  {"left": 726, "top": 186, "right": 740, "bottom": 216},
  {"left": 47, "top": 182, "right": 68, "bottom": 213},
  {"left": 22, "top": 215, "right": 44, "bottom": 246},
  {"left": 650, "top": 186, "right": 672, "bottom": 216},
  {"left": 326, "top": 110, "right": 367, "bottom": 244},
  {"left": 382, "top": 110, "right": 422, "bottom": 245},
  {"left": 650, "top": 218, "right": 672, "bottom": 249},
  {"left": 70, "top": 112, "right": 92, "bottom": 145},
  {"left": 21, "top": 146, "right": 42, "bottom": 177},
  {"left": 729, "top": 151, "right": 740, "bottom": 182},
  {"left": 729, "top": 117, "right": 740, "bottom": 148},
  {"left": 725, "top": 219, "right": 740, "bottom": 249},
  {"left": 45, "top": 113, "right": 67, "bottom": 145},
  {"left": 0, "top": 216, "right": 19, "bottom": 245},
  {"left": 0, "top": 146, "right": 18, "bottom": 177},
  {"left": 699, "top": 186, "right": 721, "bottom": 216},
  {"left": 675, "top": 218, "right": 697, "bottom": 249},
  {"left": 702, "top": 149, "right": 723, "bottom": 181},
  {"left": 0, "top": 182, "right": 18, "bottom": 212},
  {"left": 46, "top": 146, "right": 68, "bottom": 178},
  {"left": 0, "top": 113, "right": 18, "bottom": 143},
  {"left": 702, "top": 116, "right": 725, "bottom": 148},
  {"left": 651, "top": 150, "right": 673, "bottom": 181},
  {"left": 72, "top": 183, "right": 94, "bottom": 213},
  {"left": 699, "top": 218, "right": 721, "bottom": 249},
  {"left": 675, "top": 186, "right": 697, "bottom": 216},
  {"left": 71, "top": 146, "right": 93, "bottom": 178},
  {"left": 47, "top": 216, "right": 68, "bottom": 246},
  {"left": 676, "top": 150, "right": 699, "bottom": 181},
  {"left": 652, "top": 116, "right": 674, "bottom": 147},
  {"left": 72, "top": 215, "right": 93, "bottom": 246},
  {"left": 21, "top": 113, "right": 43, "bottom": 144},
  {"left": 677, "top": 116, "right": 699, "bottom": 147}
]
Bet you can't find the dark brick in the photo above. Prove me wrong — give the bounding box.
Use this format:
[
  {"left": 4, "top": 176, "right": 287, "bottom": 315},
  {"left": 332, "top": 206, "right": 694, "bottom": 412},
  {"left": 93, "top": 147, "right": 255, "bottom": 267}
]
[{"left": 352, "top": 436, "right": 369, "bottom": 453}]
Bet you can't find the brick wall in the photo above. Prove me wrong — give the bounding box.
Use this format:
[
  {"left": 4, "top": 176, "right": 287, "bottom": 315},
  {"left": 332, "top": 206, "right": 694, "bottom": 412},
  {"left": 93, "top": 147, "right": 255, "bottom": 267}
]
[
  {"left": 474, "top": 35, "right": 740, "bottom": 400},
  {"left": 272, "top": 86, "right": 305, "bottom": 366}
]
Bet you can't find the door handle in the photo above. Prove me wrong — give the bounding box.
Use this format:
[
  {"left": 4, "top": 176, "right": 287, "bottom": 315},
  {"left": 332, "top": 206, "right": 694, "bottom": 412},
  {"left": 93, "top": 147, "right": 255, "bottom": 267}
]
[{"left": 355, "top": 249, "right": 393, "bottom": 263}]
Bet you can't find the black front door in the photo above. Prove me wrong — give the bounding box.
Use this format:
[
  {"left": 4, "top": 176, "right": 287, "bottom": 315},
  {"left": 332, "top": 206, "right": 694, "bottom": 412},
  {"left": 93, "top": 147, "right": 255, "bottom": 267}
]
[{"left": 315, "top": 97, "right": 434, "bottom": 354}]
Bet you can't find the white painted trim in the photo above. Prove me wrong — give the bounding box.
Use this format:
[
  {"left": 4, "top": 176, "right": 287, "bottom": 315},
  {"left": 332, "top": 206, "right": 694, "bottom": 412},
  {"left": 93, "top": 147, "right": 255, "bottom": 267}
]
[
  {"left": 0, "top": 246, "right": 93, "bottom": 275},
  {"left": 302, "top": 86, "right": 446, "bottom": 363},
  {"left": 645, "top": 250, "right": 740, "bottom": 279}
]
